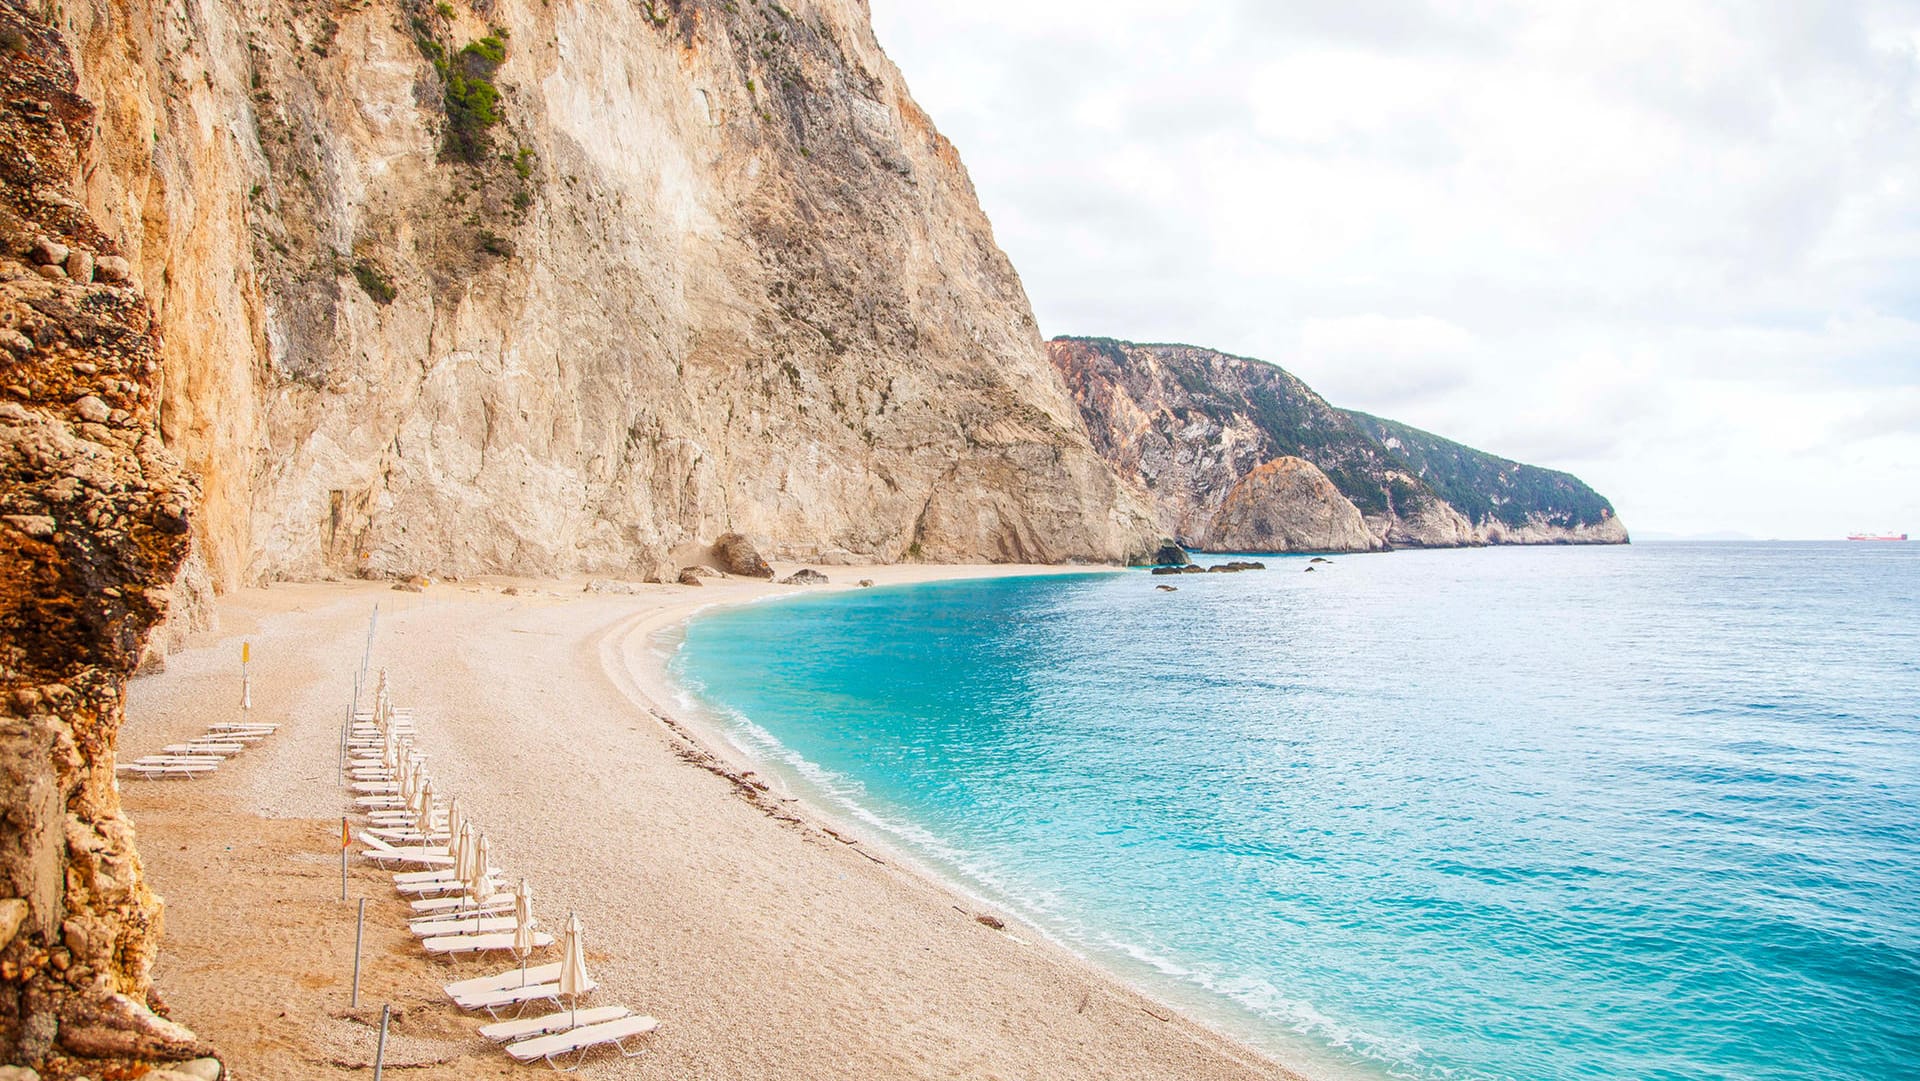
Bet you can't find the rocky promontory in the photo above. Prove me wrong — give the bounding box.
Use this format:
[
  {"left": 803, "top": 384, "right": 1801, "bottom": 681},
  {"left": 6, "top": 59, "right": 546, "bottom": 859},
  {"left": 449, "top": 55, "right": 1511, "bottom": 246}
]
[{"left": 1048, "top": 337, "right": 1625, "bottom": 552}]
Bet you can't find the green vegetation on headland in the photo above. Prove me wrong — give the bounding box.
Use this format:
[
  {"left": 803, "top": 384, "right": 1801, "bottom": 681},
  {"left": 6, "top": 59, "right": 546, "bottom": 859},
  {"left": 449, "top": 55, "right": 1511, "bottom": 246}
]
[{"left": 1344, "top": 411, "right": 1617, "bottom": 530}]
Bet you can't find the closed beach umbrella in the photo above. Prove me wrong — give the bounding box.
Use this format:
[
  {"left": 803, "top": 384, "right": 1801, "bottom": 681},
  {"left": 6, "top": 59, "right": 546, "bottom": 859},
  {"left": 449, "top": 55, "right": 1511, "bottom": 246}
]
[
  {"left": 471, "top": 850, "right": 496, "bottom": 908},
  {"left": 444, "top": 796, "right": 462, "bottom": 850},
  {"left": 452, "top": 822, "right": 475, "bottom": 886},
  {"left": 558, "top": 912, "right": 589, "bottom": 1026},
  {"left": 512, "top": 878, "right": 535, "bottom": 984},
  {"left": 415, "top": 778, "right": 436, "bottom": 838},
  {"left": 409, "top": 757, "right": 429, "bottom": 812},
  {"left": 467, "top": 832, "right": 491, "bottom": 901},
  {"left": 381, "top": 728, "right": 397, "bottom": 774}
]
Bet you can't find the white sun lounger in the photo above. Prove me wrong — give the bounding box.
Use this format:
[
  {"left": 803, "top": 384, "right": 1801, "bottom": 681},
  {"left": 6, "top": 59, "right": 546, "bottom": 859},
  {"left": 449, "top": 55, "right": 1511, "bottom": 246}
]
[
  {"left": 453, "top": 977, "right": 590, "bottom": 1017},
  {"left": 358, "top": 833, "right": 450, "bottom": 860},
  {"left": 411, "top": 914, "right": 519, "bottom": 937},
  {"left": 366, "top": 829, "right": 449, "bottom": 846},
  {"left": 165, "top": 743, "right": 243, "bottom": 756},
  {"left": 363, "top": 849, "right": 452, "bottom": 867},
  {"left": 422, "top": 929, "right": 553, "bottom": 955},
  {"left": 410, "top": 893, "right": 512, "bottom": 914},
  {"left": 505, "top": 1014, "right": 657, "bottom": 1069},
  {"left": 396, "top": 875, "right": 501, "bottom": 898},
  {"left": 446, "top": 962, "right": 563, "bottom": 999},
  {"left": 115, "top": 762, "right": 216, "bottom": 779},
  {"left": 133, "top": 755, "right": 223, "bottom": 766},
  {"left": 394, "top": 864, "right": 494, "bottom": 884},
  {"left": 480, "top": 1005, "right": 630, "bottom": 1043}
]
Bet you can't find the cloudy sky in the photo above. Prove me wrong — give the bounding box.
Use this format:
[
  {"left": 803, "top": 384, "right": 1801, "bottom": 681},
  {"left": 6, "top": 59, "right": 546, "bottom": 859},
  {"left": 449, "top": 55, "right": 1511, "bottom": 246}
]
[{"left": 869, "top": 1, "right": 1920, "bottom": 539}]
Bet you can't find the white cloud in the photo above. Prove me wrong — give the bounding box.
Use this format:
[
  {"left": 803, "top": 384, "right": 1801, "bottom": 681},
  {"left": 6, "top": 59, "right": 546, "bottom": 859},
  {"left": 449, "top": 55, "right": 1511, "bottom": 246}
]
[{"left": 869, "top": 0, "right": 1920, "bottom": 539}]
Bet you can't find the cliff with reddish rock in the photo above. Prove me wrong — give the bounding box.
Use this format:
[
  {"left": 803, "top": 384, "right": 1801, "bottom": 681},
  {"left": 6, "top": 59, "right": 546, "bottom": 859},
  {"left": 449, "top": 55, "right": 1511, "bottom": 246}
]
[
  {"left": 0, "top": 4, "right": 210, "bottom": 1073},
  {"left": 1048, "top": 336, "right": 1626, "bottom": 551}
]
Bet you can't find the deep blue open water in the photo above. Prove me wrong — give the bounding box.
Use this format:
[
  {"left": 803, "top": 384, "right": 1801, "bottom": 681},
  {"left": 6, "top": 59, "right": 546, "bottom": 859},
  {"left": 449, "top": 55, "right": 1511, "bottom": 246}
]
[{"left": 669, "top": 543, "right": 1920, "bottom": 1081}]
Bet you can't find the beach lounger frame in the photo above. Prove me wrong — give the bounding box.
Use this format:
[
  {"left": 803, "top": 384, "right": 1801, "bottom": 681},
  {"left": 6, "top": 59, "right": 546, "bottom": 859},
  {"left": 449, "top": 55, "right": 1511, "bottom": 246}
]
[{"left": 505, "top": 1014, "right": 658, "bottom": 1071}]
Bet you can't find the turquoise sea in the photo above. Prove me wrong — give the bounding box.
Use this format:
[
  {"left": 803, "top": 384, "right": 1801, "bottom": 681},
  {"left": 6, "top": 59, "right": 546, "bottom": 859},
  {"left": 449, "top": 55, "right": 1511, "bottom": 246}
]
[{"left": 669, "top": 543, "right": 1920, "bottom": 1081}]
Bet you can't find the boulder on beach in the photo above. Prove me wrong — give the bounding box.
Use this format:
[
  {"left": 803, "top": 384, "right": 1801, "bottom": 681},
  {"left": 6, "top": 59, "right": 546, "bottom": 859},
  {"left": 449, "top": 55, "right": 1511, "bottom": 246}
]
[
  {"left": 677, "top": 568, "right": 704, "bottom": 586},
  {"left": 779, "top": 568, "right": 829, "bottom": 585},
  {"left": 712, "top": 533, "right": 774, "bottom": 579}
]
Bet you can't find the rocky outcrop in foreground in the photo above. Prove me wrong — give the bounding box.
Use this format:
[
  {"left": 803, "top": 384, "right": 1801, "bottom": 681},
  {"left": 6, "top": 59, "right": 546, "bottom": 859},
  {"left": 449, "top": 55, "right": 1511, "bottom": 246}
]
[
  {"left": 0, "top": 7, "right": 206, "bottom": 1073},
  {"left": 1048, "top": 337, "right": 1625, "bottom": 551}
]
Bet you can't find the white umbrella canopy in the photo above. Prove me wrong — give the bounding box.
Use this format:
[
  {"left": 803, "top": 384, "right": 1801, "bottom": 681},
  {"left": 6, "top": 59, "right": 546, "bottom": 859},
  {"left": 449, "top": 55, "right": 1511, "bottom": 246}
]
[
  {"left": 444, "top": 796, "right": 462, "bottom": 850},
  {"left": 466, "top": 832, "right": 492, "bottom": 901},
  {"left": 408, "top": 758, "right": 430, "bottom": 814},
  {"left": 451, "top": 822, "right": 475, "bottom": 885},
  {"left": 415, "top": 778, "right": 436, "bottom": 838},
  {"left": 558, "top": 912, "right": 589, "bottom": 1025},
  {"left": 381, "top": 729, "right": 397, "bottom": 773},
  {"left": 471, "top": 854, "right": 497, "bottom": 907},
  {"left": 512, "top": 878, "right": 536, "bottom": 983}
]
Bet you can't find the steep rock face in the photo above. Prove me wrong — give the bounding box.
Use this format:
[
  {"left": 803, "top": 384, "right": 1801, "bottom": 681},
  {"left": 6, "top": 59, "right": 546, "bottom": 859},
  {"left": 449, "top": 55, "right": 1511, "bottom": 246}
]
[
  {"left": 59, "top": 0, "right": 1156, "bottom": 588},
  {"left": 1048, "top": 336, "right": 1472, "bottom": 548},
  {"left": 0, "top": 7, "right": 205, "bottom": 1071},
  {"left": 1206, "top": 457, "right": 1379, "bottom": 553},
  {"left": 1344, "top": 412, "right": 1627, "bottom": 544}
]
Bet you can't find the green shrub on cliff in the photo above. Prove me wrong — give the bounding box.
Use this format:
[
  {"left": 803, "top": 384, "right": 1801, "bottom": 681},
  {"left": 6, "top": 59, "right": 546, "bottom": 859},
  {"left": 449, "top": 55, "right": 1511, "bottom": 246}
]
[{"left": 443, "top": 36, "right": 508, "bottom": 163}]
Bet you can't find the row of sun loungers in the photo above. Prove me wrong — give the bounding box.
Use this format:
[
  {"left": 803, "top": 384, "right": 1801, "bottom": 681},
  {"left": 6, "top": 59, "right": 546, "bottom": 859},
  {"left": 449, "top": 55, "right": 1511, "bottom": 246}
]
[
  {"left": 347, "top": 675, "right": 654, "bottom": 1070},
  {"left": 117, "top": 721, "right": 280, "bottom": 780}
]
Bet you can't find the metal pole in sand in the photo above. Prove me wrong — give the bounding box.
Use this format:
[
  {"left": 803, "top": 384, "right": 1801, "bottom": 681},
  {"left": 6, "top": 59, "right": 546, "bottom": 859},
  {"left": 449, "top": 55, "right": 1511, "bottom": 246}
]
[
  {"left": 341, "top": 817, "right": 351, "bottom": 901},
  {"left": 372, "top": 1003, "right": 391, "bottom": 1081},
  {"left": 240, "top": 641, "right": 251, "bottom": 712},
  {"left": 351, "top": 898, "right": 366, "bottom": 1008}
]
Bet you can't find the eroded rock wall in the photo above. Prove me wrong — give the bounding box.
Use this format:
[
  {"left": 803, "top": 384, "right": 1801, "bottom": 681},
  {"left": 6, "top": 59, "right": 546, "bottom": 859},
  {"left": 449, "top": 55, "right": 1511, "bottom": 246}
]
[
  {"left": 0, "top": 4, "right": 206, "bottom": 1071},
  {"left": 54, "top": 0, "right": 1156, "bottom": 589}
]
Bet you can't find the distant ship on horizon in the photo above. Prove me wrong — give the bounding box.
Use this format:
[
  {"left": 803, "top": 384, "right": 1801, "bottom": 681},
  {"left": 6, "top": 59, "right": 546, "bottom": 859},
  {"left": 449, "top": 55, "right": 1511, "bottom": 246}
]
[{"left": 1845, "top": 531, "right": 1908, "bottom": 541}]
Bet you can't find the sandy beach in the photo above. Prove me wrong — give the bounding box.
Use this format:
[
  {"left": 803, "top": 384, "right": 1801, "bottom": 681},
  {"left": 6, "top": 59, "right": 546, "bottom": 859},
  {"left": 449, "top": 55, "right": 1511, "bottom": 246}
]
[{"left": 119, "top": 565, "right": 1305, "bottom": 1080}]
